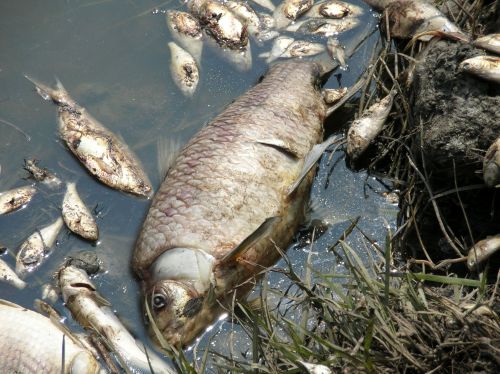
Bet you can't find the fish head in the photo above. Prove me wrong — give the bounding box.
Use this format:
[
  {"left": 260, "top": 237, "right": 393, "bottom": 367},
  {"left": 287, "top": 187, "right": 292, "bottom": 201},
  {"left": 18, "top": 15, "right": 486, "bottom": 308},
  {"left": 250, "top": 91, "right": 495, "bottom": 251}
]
[{"left": 145, "top": 279, "right": 219, "bottom": 347}]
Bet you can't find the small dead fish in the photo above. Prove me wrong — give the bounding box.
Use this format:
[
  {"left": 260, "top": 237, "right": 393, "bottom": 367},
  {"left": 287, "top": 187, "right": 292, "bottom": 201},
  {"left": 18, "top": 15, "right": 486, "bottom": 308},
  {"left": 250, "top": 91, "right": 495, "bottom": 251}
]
[
  {"left": 292, "top": 17, "right": 360, "bottom": 36},
  {"left": 347, "top": 90, "right": 396, "bottom": 160},
  {"left": 258, "top": 35, "right": 295, "bottom": 63},
  {"left": 273, "top": 0, "right": 314, "bottom": 29},
  {"left": 25, "top": 76, "right": 152, "bottom": 197},
  {"left": 168, "top": 42, "right": 200, "bottom": 97},
  {"left": 459, "top": 55, "right": 500, "bottom": 84},
  {"left": 0, "top": 185, "right": 36, "bottom": 215},
  {"left": 307, "top": 0, "right": 364, "bottom": 19},
  {"left": 166, "top": 10, "right": 203, "bottom": 62},
  {"left": 282, "top": 40, "right": 326, "bottom": 58},
  {"left": 483, "top": 136, "right": 500, "bottom": 187},
  {"left": 227, "top": 1, "right": 261, "bottom": 36},
  {"left": 382, "top": 0, "right": 466, "bottom": 41},
  {"left": 41, "top": 283, "right": 59, "bottom": 303},
  {"left": 467, "top": 235, "right": 500, "bottom": 270},
  {"left": 0, "top": 257, "right": 27, "bottom": 289},
  {"left": 322, "top": 87, "right": 348, "bottom": 105},
  {"left": 16, "top": 216, "right": 64, "bottom": 276},
  {"left": 58, "top": 265, "right": 175, "bottom": 373},
  {"left": 326, "top": 37, "right": 346, "bottom": 67},
  {"left": 193, "top": 0, "right": 249, "bottom": 50},
  {"left": 24, "top": 158, "right": 62, "bottom": 188},
  {"left": 62, "top": 182, "right": 99, "bottom": 241},
  {"left": 0, "top": 299, "right": 103, "bottom": 373},
  {"left": 473, "top": 34, "right": 500, "bottom": 55}
]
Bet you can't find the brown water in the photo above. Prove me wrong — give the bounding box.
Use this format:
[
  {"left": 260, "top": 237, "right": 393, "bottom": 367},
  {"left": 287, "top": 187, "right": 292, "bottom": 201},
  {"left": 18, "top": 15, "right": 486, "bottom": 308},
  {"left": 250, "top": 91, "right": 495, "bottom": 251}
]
[{"left": 0, "top": 0, "right": 395, "bottom": 372}]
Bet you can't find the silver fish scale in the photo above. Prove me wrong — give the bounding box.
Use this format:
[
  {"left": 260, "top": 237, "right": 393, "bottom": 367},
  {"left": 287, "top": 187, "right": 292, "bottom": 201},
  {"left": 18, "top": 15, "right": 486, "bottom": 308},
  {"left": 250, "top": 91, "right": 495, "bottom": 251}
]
[{"left": 134, "top": 61, "right": 326, "bottom": 276}]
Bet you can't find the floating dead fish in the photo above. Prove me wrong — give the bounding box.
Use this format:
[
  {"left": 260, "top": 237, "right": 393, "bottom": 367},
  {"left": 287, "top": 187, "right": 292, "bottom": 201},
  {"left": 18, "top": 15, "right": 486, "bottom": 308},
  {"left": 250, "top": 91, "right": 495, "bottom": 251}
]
[
  {"left": 307, "top": 0, "right": 364, "bottom": 19},
  {"left": 250, "top": 0, "right": 276, "bottom": 12},
  {"left": 25, "top": 77, "right": 152, "bottom": 197},
  {"left": 322, "top": 87, "right": 348, "bottom": 105},
  {"left": 0, "top": 185, "right": 36, "bottom": 215},
  {"left": 282, "top": 40, "right": 326, "bottom": 58},
  {"left": 62, "top": 182, "right": 99, "bottom": 241},
  {"left": 16, "top": 216, "right": 64, "bottom": 276},
  {"left": 0, "top": 299, "right": 103, "bottom": 373},
  {"left": 473, "top": 34, "right": 500, "bottom": 55},
  {"left": 291, "top": 17, "right": 361, "bottom": 36},
  {"left": 258, "top": 35, "right": 295, "bottom": 63},
  {"left": 41, "top": 283, "right": 59, "bottom": 303},
  {"left": 168, "top": 42, "right": 200, "bottom": 97},
  {"left": 327, "top": 37, "right": 346, "bottom": 67},
  {"left": 347, "top": 90, "right": 396, "bottom": 160},
  {"left": 379, "top": 0, "right": 466, "bottom": 41},
  {"left": 459, "top": 55, "right": 500, "bottom": 84},
  {"left": 58, "top": 265, "right": 175, "bottom": 373},
  {"left": 227, "top": 0, "right": 261, "bottom": 36},
  {"left": 192, "top": 0, "right": 249, "bottom": 50},
  {"left": 483, "top": 136, "right": 500, "bottom": 187},
  {"left": 467, "top": 235, "right": 500, "bottom": 270},
  {"left": 166, "top": 10, "right": 203, "bottom": 62},
  {"left": 0, "top": 257, "right": 27, "bottom": 289},
  {"left": 24, "top": 158, "right": 62, "bottom": 189},
  {"left": 273, "top": 0, "right": 314, "bottom": 29},
  {"left": 133, "top": 61, "right": 333, "bottom": 347}
]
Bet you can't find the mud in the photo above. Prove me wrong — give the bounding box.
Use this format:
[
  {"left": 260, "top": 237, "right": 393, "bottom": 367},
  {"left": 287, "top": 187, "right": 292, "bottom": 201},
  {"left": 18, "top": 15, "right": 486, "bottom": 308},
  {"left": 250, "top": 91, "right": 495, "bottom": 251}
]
[{"left": 413, "top": 40, "right": 500, "bottom": 183}]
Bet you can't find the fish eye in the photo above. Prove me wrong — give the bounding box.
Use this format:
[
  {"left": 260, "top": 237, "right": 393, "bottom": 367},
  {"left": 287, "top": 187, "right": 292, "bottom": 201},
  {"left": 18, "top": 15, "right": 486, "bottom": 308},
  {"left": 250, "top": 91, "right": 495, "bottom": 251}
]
[{"left": 152, "top": 293, "right": 167, "bottom": 309}]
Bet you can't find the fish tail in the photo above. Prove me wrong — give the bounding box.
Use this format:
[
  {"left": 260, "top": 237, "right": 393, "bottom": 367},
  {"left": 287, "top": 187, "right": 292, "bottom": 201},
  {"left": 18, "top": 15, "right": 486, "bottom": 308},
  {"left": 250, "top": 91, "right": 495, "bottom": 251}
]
[{"left": 24, "top": 75, "right": 70, "bottom": 105}]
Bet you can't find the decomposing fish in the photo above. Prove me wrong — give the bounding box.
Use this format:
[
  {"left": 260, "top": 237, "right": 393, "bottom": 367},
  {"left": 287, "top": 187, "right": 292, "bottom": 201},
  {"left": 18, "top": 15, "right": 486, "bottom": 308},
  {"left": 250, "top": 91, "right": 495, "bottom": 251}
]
[
  {"left": 41, "top": 283, "right": 59, "bottom": 303},
  {"left": 290, "top": 17, "right": 361, "bottom": 36},
  {"left": 133, "top": 61, "right": 335, "bottom": 347},
  {"left": 258, "top": 35, "right": 295, "bottom": 63},
  {"left": 365, "top": 0, "right": 467, "bottom": 41},
  {"left": 166, "top": 10, "right": 204, "bottom": 62},
  {"left": 459, "top": 55, "right": 500, "bottom": 84},
  {"left": 16, "top": 216, "right": 64, "bottom": 276},
  {"left": 62, "top": 182, "right": 99, "bottom": 241},
  {"left": 0, "top": 299, "right": 103, "bottom": 373},
  {"left": 0, "top": 185, "right": 36, "bottom": 215},
  {"left": 58, "top": 265, "right": 175, "bottom": 373},
  {"left": 467, "top": 235, "right": 500, "bottom": 270},
  {"left": 282, "top": 40, "right": 326, "bottom": 58},
  {"left": 322, "top": 86, "right": 348, "bottom": 105},
  {"left": 473, "top": 34, "right": 500, "bottom": 55},
  {"left": 347, "top": 90, "right": 396, "bottom": 160},
  {"left": 307, "top": 0, "right": 364, "bottom": 19},
  {"left": 256, "top": 12, "right": 280, "bottom": 42},
  {"left": 275, "top": 0, "right": 315, "bottom": 28},
  {"left": 327, "top": 37, "right": 346, "bottom": 67},
  {"left": 0, "top": 257, "right": 27, "bottom": 289},
  {"left": 24, "top": 158, "right": 62, "bottom": 188},
  {"left": 25, "top": 77, "right": 152, "bottom": 197},
  {"left": 226, "top": 0, "right": 261, "bottom": 36},
  {"left": 483, "top": 136, "right": 500, "bottom": 187},
  {"left": 168, "top": 42, "right": 200, "bottom": 97}
]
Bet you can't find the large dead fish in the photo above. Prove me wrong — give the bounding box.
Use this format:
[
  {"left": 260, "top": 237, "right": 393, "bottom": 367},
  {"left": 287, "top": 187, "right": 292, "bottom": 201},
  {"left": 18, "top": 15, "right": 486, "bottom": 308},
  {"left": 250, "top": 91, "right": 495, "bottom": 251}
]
[
  {"left": 25, "top": 77, "right": 152, "bottom": 197},
  {"left": 0, "top": 185, "right": 36, "bottom": 215},
  {"left": 134, "top": 60, "right": 334, "bottom": 347},
  {"left": 0, "top": 299, "right": 103, "bottom": 373}
]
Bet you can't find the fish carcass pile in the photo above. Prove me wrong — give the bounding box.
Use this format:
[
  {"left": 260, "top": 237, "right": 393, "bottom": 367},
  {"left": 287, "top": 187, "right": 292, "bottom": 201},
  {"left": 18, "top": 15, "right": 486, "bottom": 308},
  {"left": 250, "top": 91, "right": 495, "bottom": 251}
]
[{"left": 1, "top": 0, "right": 499, "bottom": 372}]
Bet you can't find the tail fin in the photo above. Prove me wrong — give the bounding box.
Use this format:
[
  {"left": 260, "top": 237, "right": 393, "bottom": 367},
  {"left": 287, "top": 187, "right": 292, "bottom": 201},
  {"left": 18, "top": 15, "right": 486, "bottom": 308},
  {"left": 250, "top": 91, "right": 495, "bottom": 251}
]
[{"left": 24, "top": 75, "right": 71, "bottom": 105}]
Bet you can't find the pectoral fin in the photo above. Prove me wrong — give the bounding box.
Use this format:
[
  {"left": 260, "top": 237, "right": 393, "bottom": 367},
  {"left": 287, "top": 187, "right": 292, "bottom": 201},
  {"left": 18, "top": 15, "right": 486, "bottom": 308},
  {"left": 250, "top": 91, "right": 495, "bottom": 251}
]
[
  {"left": 287, "top": 136, "right": 343, "bottom": 196},
  {"left": 220, "top": 216, "right": 281, "bottom": 264},
  {"left": 256, "top": 139, "right": 300, "bottom": 159}
]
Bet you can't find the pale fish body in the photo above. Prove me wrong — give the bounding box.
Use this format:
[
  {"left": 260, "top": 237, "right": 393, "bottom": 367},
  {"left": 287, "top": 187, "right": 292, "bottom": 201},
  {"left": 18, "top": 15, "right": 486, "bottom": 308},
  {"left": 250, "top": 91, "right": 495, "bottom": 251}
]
[
  {"left": 168, "top": 42, "right": 200, "bottom": 97},
  {"left": 0, "top": 257, "right": 26, "bottom": 289},
  {"left": 273, "top": 0, "right": 314, "bottom": 29},
  {"left": 133, "top": 61, "right": 327, "bottom": 347},
  {"left": 0, "top": 299, "right": 102, "bottom": 374},
  {"left": 473, "top": 34, "right": 500, "bottom": 55},
  {"left": 256, "top": 13, "right": 280, "bottom": 42},
  {"left": 322, "top": 87, "right": 348, "bottom": 105},
  {"left": 306, "top": 0, "right": 364, "bottom": 19},
  {"left": 58, "top": 265, "right": 175, "bottom": 374},
  {"left": 383, "top": 0, "right": 465, "bottom": 41},
  {"left": 205, "top": 34, "right": 253, "bottom": 71},
  {"left": 62, "top": 182, "right": 99, "bottom": 241},
  {"left": 226, "top": 1, "right": 261, "bottom": 36},
  {"left": 258, "top": 35, "right": 295, "bottom": 63},
  {"left": 0, "top": 185, "right": 36, "bottom": 215},
  {"left": 327, "top": 37, "right": 346, "bottom": 66},
  {"left": 250, "top": 0, "right": 276, "bottom": 12},
  {"left": 26, "top": 77, "right": 152, "bottom": 197},
  {"left": 282, "top": 40, "right": 326, "bottom": 58},
  {"left": 287, "top": 17, "right": 360, "bottom": 36},
  {"left": 24, "top": 159, "right": 62, "bottom": 188},
  {"left": 166, "top": 10, "right": 203, "bottom": 62},
  {"left": 15, "top": 216, "right": 64, "bottom": 276},
  {"left": 459, "top": 55, "right": 500, "bottom": 84},
  {"left": 467, "top": 235, "right": 500, "bottom": 270},
  {"left": 483, "top": 136, "right": 500, "bottom": 187},
  {"left": 41, "top": 283, "right": 59, "bottom": 303},
  {"left": 347, "top": 91, "right": 396, "bottom": 160}
]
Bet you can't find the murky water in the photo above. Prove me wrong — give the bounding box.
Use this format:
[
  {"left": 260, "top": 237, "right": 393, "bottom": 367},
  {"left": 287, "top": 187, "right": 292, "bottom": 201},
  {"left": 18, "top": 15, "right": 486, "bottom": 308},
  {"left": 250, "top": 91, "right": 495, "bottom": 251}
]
[{"left": 0, "top": 0, "right": 396, "bottom": 372}]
